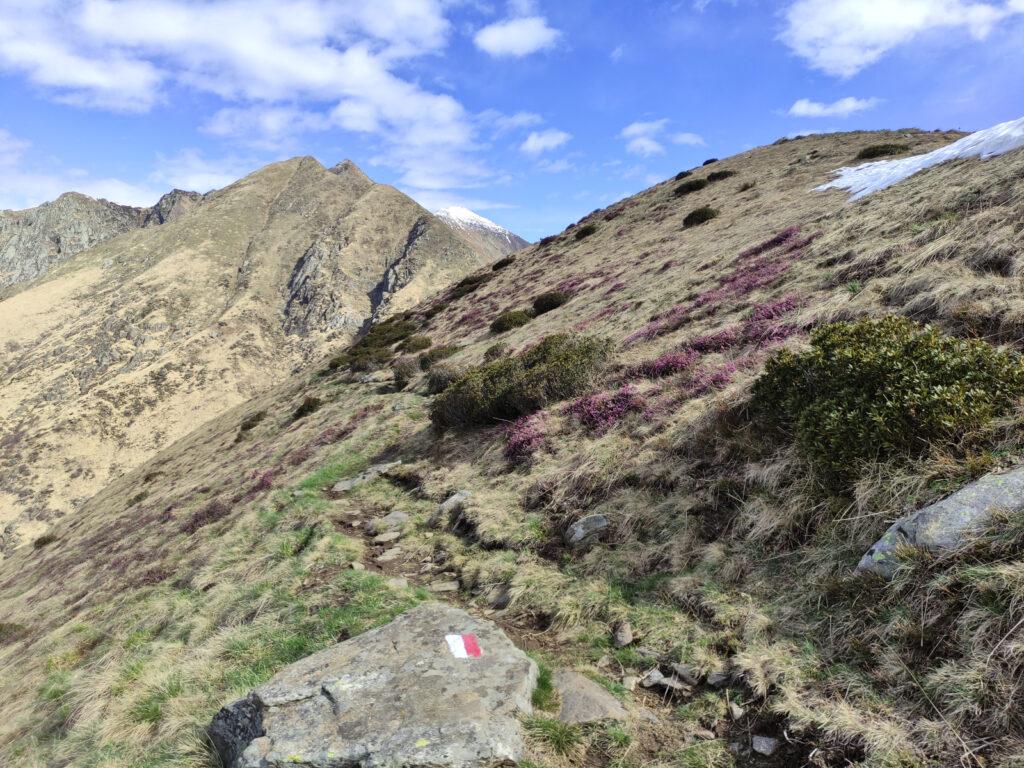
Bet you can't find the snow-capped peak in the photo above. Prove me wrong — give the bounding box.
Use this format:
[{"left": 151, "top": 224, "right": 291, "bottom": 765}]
[
  {"left": 818, "top": 116, "right": 1024, "bottom": 200},
  {"left": 435, "top": 205, "right": 511, "bottom": 235}
]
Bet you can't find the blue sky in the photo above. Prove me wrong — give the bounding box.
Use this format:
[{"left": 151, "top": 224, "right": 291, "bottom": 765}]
[{"left": 1, "top": 1, "right": 1023, "bottom": 240}]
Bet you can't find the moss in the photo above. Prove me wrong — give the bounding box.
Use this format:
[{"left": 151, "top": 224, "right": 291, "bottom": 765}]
[
  {"left": 856, "top": 143, "right": 907, "bottom": 160},
  {"left": 753, "top": 317, "right": 1024, "bottom": 485},
  {"left": 430, "top": 333, "right": 611, "bottom": 429},
  {"left": 683, "top": 206, "right": 719, "bottom": 228},
  {"left": 491, "top": 309, "right": 534, "bottom": 334},
  {"left": 674, "top": 178, "right": 708, "bottom": 197},
  {"left": 532, "top": 291, "right": 570, "bottom": 315},
  {"left": 418, "top": 345, "right": 460, "bottom": 371}
]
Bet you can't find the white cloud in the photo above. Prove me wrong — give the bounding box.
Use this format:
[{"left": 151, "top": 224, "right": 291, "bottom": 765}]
[
  {"left": 672, "top": 132, "right": 707, "bottom": 146},
  {"left": 149, "top": 149, "right": 256, "bottom": 193},
  {"left": 538, "top": 157, "right": 574, "bottom": 173},
  {"left": 474, "top": 16, "right": 561, "bottom": 57},
  {"left": 788, "top": 96, "right": 880, "bottom": 117},
  {"left": 782, "top": 0, "right": 1024, "bottom": 77},
  {"left": 203, "top": 106, "right": 332, "bottom": 149},
  {"left": 520, "top": 128, "right": 572, "bottom": 154},
  {"left": 479, "top": 109, "right": 544, "bottom": 136},
  {"left": 0, "top": 128, "right": 29, "bottom": 167},
  {"left": 611, "top": 44, "right": 625, "bottom": 61},
  {"left": 620, "top": 119, "right": 704, "bottom": 156}
]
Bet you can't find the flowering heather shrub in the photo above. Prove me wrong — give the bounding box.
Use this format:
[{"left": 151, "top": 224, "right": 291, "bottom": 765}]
[
  {"left": 604, "top": 281, "right": 626, "bottom": 296},
  {"left": 565, "top": 385, "right": 647, "bottom": 435},
  {"left": 289, "top": 446, "right": 314, "bottom": 466},
  {"left": 251, "top": 468, "right": 280, "bottom": 492},
  {"left": 686, "top": 362, "right": 737, "bottom": 397},
  {"left": 180, "top": 499, "right": 230, "bottom": 534},
  {"left": 556, "top": 276, "right": 587, "bottom": 294},
  {"left": 742, "top": 295, "right": 803, "bottom": 344},
  {"left": 657, "top": 260, "right": 676, "bottom": 273},
  {"left": 631, "top": 349, "right": 699, "bottom": 378},
  {"left": 624, "top": 304, "right": 690, "bottom": 345},
  {"left": 690, "top": 326, "right": 741, "bottom": 352},
  {"left": 574, "top": 304, "right": 619, "bottom": 331},
  {"left": 738, "top": 226, "right": 801, "bottom": 259},
  {"left": 504, "top": 414, "right": 546, "bottom": 462}
]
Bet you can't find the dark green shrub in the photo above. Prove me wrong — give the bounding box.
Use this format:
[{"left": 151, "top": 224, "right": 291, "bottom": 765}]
[
  {"left": 703, "top": 158, "right": 719, "bottom": 166},
  {"left": 674, "top": 178, "right": 708, "bottom": 197},
  {"left": 707, "top": 170, "right": 736, "bottom": 182},
  {"left": 426, "top": 363, "right": 463, "bottom": 394},
  {"left": 449, "top": 272, "right": 493, "bottom": 299},
  {"left": 329, "top": 318, "right": 419, "bottom": 372},
  {"left": 33, "top": 532, "right": 57, "bottom": 549},
  {"left": 575, "top": 223, "right": 598, "bottom": 240},
  {"left": 291, "top": 396, "right": 322, "bottom": 422},
  {"left": 419, "top": 345, "right": 460, "bottom": 370},
  {"left": 683, "top": 206, "right": 719, "bottom": 228},
  {"left": 392, "top": 356, "right": 418, "bottom": 390},
  {"left": 400, "top": 335, "right": 432, "bottom": 353},
  {"left": 674, "top": 170, "right": 692, "bottom": 181},
  {"left": 492, "top": 256, "right": 515, "bottom": 271},
  {"left": 532, "top": 291, "right": 570, "bottom": 315},
  {"left": 484, "top": 342, "right": 509, "bottom": 362},
  {"left": 234, "top": 409, "right": 266, "bottom": 442},
  {"left": 491, "top": 309, "right": 534, "bottom": 334},
  {"left": 431, "top": 334, "right": 612, "bottom": 429},
  {"left": 752, "top": 317, "right": 1024, "bottom": 484},
  {"left": 856, "top": 144, "right": 907, "bottom": 160}
]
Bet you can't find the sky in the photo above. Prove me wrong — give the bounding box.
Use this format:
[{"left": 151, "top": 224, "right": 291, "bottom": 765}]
[{"left": 0, "top": 1, "right": 1023, "bottom": 240}]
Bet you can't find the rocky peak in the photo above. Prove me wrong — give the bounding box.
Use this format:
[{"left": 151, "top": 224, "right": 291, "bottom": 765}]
[{"left": 142, "top": 189, "right": 204, "bottom": 226}]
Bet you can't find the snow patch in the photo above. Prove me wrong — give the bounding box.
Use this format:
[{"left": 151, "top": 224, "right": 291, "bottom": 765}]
[
  {"left": 435, "top": 205, "right": 510, "bottom": 235},
  {"left": 817, "top": 116, "right": 1024, "bottom": 200}
]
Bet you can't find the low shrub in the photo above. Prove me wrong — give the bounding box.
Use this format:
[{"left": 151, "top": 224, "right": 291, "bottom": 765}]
[
  {"left": 491, "top": 309, "right": 534, "bottom": 334},
  {"left": 683, "top": 206, "right": 719, "bottom": 228},
  {"left": 400, "top": 335, "right": 432, "bottom": 353},
  {"left": 329, "top": 317, "right": 418, "bottom": 372},
  {"left": 753, "top": 317, "right": 1024, "bottom": 484},
  {"left": 505, "top": 414, "right": 547, "bottom": 463},
  {"left": 419, "top": 345, "right": 460, "bottom": 370},
  {"left": 181, "top": 499, "right": 231, "bottom": 534},
  {"left": 291, "top": 396, "right": 322, "bottom": 422},
  {"left": 856, "top": 143, "right": 907, "bottom": 160},
  {"left": 425, "top": 363, "right": 463, "bottom": 394},
  {"left": 565, "top": 385, "right": 647, "bottom": 435},
  {"left": 431, "top": 334, "right": 612, "bottom": 429},
  {"left": 532, "top": 291, "right": 570, "bottom": 315},
  {"left": 492, "top": 255, "right": 515, "bottom": 271},
  {"left": 392, "top": 356, "right": 418, "bottom": 390},
  {"left": 703, "top": 158, "right": 719, "bottom": 165},
  {"left": 674, "top": 178, "right": 708, "bottom": 197},
  {"left": 674, "top": 170, "right": 693, "bottom": 181},
  {"left": 738, "top": 181, "right": 756, "bottom": 192},
  {"left": 484, "top": 342, "right": 508, "bottom": 362},
  {"left": 33, "top": 532, "right": 57, "bottom": 549},
  {"left": 575, "top": 223, "right": 598, "bottom": 240},
  {"left": 449, "top": 272, "right": 493, "bottom": 300},
  {"left": 707, "top": 170, "right": 736, "bottom": 182}
]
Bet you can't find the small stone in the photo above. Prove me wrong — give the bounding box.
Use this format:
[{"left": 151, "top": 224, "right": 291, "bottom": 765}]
[
  {"left": 349, "top": 561, "right": 366, "bottom": 571},
  {"left": 554, "top": 670, "right": 628, "bottom": 725},
  {"left": 670, "top": 662, "right": 700, "bottom": 686},
  {"left": 693, "top": 727, "right": 717, "bottom": 741},
  {"left": 370, "top": 510, "right": 409, "bottom": 533},
  {"left": 485, "top": 585, "right": 511, "bottom": 610},
  {"left": 611, "top": 620, "right": 633, "bottom": 648},
  {"left": 564, "top": 514, "right": 609, "bottom": 548},
  {"left": 350, "top": 520, "right": 363, "bottom": 528},
  {"left": 596, "top": 655, "right": 613, "bottom": 670},
  {"left": 622, "top": 676, "right": 640, "bottom": 692},
  {"left": 728, "top": 702, "right": 745, "bottom": 720},
  {"left": 752, "top": 735, "right": 780, "bottom": 756},
  {"left": 706, "top": 670, "right": 730, "bottom": 688},
  {"left": 640, "top": 669, "right": 691, "bottom": 694},
  {"left": 429, "top": 490, "right": 472, "bottom": 528},
  {"left": 377, "top": 547, "right": 403, "bottom": 563},
  {"left": 331, "top": 461, "right": 402, "bottom": 494},
  {"left": 386, "top": 577, "right": 409, "bottom": 589},
  {"left": 429, "top": 580, "right": 460, "bottom": 593},
  {"left": 373, "top": 531, "right": 402, "bottom": 545}
]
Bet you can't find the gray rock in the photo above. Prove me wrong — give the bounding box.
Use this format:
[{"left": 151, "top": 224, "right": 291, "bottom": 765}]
[
  {"left": 554, "top": 670, "right": 628, "bottom": 724},
  {"left": 669, "top": 662, "right": 700, "bottom": 686},
  {"left": 370, "top": 509, "right": 410, "bottom": 533},
  {"left": 332, "top": 461, "right": 402, "bottom": 493},
  {"left": 640, "top": 669, "right": 691, "bottom": 694},
  {"left": 728, "top": 701, "right": 745, "bottom": 720},
  {"left": 209, "top": 603, "right": 537, "bottom": 768},
  {"left": 349, "top": 561, "right": 366, "bottom": 571},
  {"left": 752, "top": 735, "right": 780, "bottom": 756},
  {"left": 611, "top": 620, "right": 633, "bottom": 648},
  {"left": 430, "top": 580, "right": 460, "bottom": 593},
  {"left": 622, "top": 675, "right": 640, "bottom": 692},
  {"left": 706, "top": 670, "right": 730, "bottom": 688},
  {"left": 564, "top": 514, "right": 609, "bottom": 548},
  {"left": 858, "top": 465, "right": 1024, "bottom": 578},
  {"left": 485, "top": 585, "right": 511, "bottom": 610},
  {"left": 386, "top": 577, "right": 409, "bottom": 590},
  {"left": 377, "top": 547, "right": 403, "bottom": 563},
  {"left": 429, "top": 490, "right": 472, "bottom": 528},
  {"left": 373, "top": 531, "right": 402, "bottom": 545}
]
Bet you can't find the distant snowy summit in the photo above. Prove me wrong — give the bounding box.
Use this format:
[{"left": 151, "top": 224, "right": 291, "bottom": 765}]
[
  {"left": 434, "top": 206, "right": 530, "bottom": 260},
  {"left": 819, "top": 116, "right": 1024, "bottom": 200}
]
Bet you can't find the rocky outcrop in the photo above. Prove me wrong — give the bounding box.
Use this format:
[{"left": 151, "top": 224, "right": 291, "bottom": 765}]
[
  {"left": 208, "top": 603, "right": 537, "bottom": 768},
  {"left": 858, "top": 465, "right": 1024, "bottom": 578},
  {"left": 140, "top": 189, "right": 203, "bottom": 225}
]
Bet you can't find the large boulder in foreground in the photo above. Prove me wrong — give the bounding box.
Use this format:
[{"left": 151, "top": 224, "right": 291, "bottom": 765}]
[
  {"left": 209, "top": 603, "right": 537, "bottom": 768},
  {"left": 858, "top": 465, "right": 1024, "bottom": 578}
]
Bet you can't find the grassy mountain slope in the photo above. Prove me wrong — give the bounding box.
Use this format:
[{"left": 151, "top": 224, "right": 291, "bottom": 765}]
[
  {"left": 2, "top": 128, "right": 1024, "bottom": 768},
  {"left": 0, "top": 157, "right": 491, "bottom": 552}
]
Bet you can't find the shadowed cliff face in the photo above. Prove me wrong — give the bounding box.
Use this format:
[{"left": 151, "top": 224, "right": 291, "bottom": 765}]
[{"left": 0, "top": 156, "right": 495, "bottom": 548}]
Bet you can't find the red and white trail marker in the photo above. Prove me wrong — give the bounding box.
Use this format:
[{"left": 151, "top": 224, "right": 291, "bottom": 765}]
[{"left": 445, "top": 633, "right": 482, "bottom": 659}]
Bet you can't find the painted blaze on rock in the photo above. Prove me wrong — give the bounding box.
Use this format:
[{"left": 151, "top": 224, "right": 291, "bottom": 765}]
[
  {"left": 858, "top": 465, "right": 1024, "bottom": 578},
  {"left": 208, "top": 603, "right": 538, "bottom": 768}
]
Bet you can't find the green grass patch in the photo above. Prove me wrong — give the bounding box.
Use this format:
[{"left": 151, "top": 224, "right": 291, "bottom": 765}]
[{"left": 524, "top": 716, "right": 583, "bottom": 756}]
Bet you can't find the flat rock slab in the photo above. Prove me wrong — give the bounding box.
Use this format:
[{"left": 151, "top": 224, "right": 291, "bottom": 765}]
[
  {"left": 331, "top": 461, "right": 402, "bottom": 494},
  {"left": 554, "top": 670, "right": 628, "bottom": 725},
  {"left": 858, "top": 465, "right": 1024, "bottom": 578},
  {"left": 209, "top": 603, "right": 538, "bottom": 768}
]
